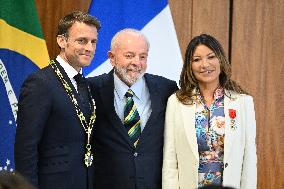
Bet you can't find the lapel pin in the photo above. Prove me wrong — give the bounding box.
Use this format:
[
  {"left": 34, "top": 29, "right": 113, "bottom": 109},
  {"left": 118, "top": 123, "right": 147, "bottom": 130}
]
[{"left": 228, "top": 109, "right": 237, "bottom": 130}]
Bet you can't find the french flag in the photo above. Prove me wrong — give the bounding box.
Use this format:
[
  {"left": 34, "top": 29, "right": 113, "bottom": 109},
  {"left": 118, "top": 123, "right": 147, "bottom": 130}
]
[{"left": 86, "top": 0, "right": 183, "bottom": 83}]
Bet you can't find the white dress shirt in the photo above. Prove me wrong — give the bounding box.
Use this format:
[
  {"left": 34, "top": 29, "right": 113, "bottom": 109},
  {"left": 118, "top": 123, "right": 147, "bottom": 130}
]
[{"left": 56, "top": 55, "right": 81, "bottom": 91}]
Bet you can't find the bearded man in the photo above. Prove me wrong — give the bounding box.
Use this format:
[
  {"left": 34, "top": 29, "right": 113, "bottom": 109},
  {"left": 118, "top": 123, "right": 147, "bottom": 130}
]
[{"left": 88, "top": 28, "right": 178, "bottom": 189}]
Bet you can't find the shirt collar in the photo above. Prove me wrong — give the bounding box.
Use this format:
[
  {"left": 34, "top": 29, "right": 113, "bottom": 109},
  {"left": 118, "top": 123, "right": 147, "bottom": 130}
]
[
  {"left": 214, "top": 86, "right": 225, "bottom": 100},
  {"left": 113, "top": 72, "right": 145, "bottom": 101},
  {"left": 56, "top": 55, "right": 82, "bottom": 79},
  {"left": 196, "top": 86, "right": 224, "bottom": 105}
]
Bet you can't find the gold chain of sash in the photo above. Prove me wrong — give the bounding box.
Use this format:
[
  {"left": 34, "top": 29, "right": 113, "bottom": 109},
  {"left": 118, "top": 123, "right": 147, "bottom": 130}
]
[{"left": 50, "top": 60, "right": 96, "bottom": 167}]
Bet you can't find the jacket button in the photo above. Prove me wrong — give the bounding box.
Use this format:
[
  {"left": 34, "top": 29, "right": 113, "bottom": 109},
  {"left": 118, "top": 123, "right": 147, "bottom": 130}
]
[
  {"left": 133, "top": 152, "right": 138, "bottom": 157},
  {"left": 225, "top": 163, "right": 228, "bottom": 168}
]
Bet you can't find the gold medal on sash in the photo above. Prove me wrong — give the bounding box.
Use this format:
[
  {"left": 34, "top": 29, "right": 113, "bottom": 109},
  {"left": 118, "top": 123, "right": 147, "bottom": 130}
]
[{"left": 84, "top": 144, "right": 93, "bottom": 167}]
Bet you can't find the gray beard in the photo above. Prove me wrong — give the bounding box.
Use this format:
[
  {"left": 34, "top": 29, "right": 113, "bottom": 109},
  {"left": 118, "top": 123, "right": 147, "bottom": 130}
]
[{"left": 115, "top": 67, "right": 145, "bottom": 86}]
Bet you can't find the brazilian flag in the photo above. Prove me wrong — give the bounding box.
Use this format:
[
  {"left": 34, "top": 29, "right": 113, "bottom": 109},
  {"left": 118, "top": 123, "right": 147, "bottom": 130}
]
[{"left": 0, "top": 0, "right": 49, "bottom": 171}]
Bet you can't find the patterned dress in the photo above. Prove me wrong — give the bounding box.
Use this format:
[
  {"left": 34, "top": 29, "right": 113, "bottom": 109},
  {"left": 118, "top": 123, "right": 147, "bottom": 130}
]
[{"left": 195, "top": 87, "right": 225, "bottom": 187}]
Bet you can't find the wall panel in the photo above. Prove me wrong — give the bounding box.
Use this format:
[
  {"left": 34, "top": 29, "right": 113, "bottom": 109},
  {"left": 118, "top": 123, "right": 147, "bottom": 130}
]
[
  {"left": 168, "top": 0, "right": 192, "bottom": 59},
  {"left": 35, "top": 0, "right": 91, "bottom": 59},
  {"left": 231, "top": 1, "right": 284, "bottom": 188},
  {"left": 169, "top": 0, "right": 230, "bottom": 58},
  {"left": 192, "top": 0, "right": 230, "bottom": 55}
]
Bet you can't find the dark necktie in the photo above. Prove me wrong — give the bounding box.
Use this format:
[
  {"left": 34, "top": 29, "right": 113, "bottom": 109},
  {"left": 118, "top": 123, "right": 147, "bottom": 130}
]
[
  {"left": 74, "top": 73, "right": 91, "bottom": 120},
  {"left": 124, "top": 89, "right": 141, "bottom": 147}
]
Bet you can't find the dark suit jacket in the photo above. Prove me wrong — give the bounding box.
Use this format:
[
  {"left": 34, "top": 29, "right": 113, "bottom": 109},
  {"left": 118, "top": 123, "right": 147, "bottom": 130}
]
[
  {"left": 89, "top": 71, "right": 178, "bottom": 189},
  {"left": 14, "top": 60, "right": 94, "bottom": 189}
]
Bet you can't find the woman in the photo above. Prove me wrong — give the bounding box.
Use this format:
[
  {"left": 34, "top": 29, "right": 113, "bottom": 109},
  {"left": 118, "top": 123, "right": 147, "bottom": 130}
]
[{"left": 162, "top": 34, "right": 257, "bottom": 189}]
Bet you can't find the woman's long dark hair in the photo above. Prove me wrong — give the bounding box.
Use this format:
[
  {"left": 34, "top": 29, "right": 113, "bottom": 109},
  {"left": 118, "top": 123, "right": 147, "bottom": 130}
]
[{"left": 176, "top": 34, "right": 247, "bottom": 105}]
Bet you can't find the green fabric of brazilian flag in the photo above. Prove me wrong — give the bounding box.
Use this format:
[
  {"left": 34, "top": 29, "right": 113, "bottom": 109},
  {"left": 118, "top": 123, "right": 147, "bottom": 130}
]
[{"left": 0, "top": 0, "right": 49, "bottom": 171}]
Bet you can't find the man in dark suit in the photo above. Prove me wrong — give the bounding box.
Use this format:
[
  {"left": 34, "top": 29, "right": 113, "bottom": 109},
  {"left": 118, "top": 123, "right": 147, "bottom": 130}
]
[
  {"left": 14, "top": 11, "right": 100, "bottom": 189},
  {"left": 89, "top": 29, "right": 178, "bottom": 189}
]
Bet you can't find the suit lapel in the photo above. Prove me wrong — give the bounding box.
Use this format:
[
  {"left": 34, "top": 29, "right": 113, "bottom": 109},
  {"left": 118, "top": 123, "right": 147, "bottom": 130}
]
[
  {"left": 224, "top": 92, "right": 239, "bottom": 162},
  {"left": 139, "top": 74, "right": 161, "bottom": 138},
  {"left": 98, "top": 71, "right": 133, "bottom": 147},
  {"left": 177, "top": 90, "right": 240, "bottom": 162},
  {"left": 181, "top": 103, "right": 199, "bottom": 160},
  {"left": 52, "top": 60, "right": 86, "bottom": 112},
  {"left": 52, "top": 60, "right": 80, "bottom": 99}
]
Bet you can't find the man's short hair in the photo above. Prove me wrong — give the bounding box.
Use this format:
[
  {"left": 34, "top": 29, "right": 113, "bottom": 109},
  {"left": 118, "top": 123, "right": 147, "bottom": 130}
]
[
  {"left": 110, "top": 28, "right": 150, "bottom": 51},
  {"left": 57, "top": 11, "right": 101, "bottom": 37}
]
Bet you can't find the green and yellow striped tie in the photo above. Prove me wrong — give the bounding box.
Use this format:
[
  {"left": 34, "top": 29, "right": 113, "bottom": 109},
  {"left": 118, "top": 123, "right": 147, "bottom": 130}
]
[{"left": 124, "top": 89, "right": 141, "bottom": 147}]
